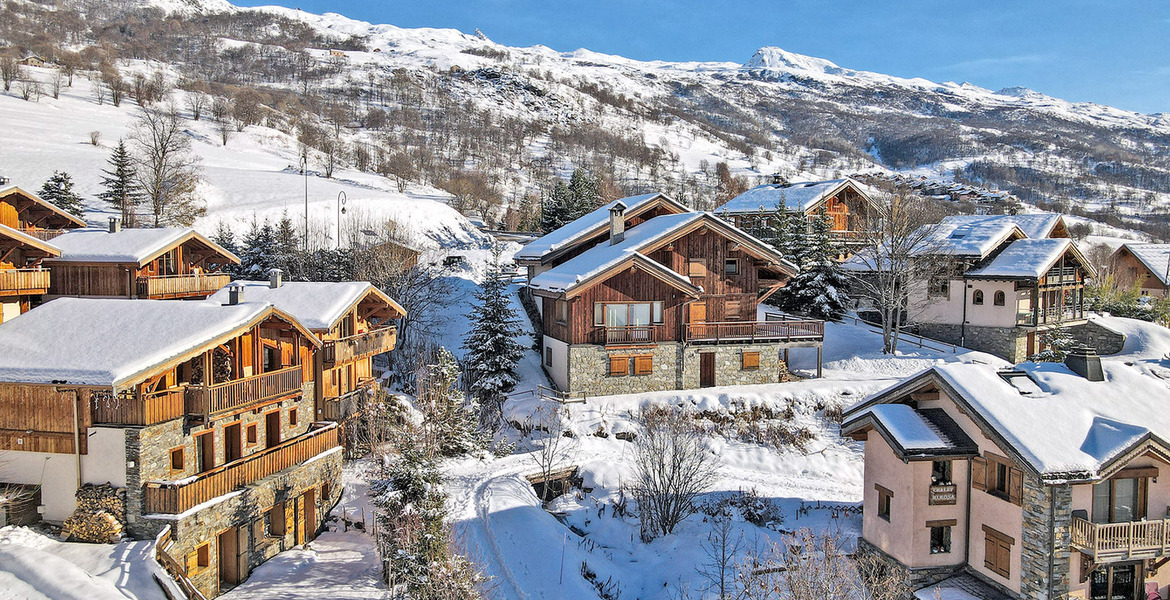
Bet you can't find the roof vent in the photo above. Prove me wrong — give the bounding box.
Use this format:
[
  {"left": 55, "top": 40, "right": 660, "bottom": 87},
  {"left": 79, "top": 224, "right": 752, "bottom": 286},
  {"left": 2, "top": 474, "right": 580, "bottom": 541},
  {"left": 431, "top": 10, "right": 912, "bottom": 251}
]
[
  {"left": 269, "top": 268, "right": 284, "bottom": 289},
  {"left": 227, "top": 284, "right": 245, "bottom": 306},
  {"left": 609, "top": 201, "right": 627, "bottom": 245},
  {"left": 108, "top": 217, "right": 121, "bottom": 233},
  {"left": 1066, "top": 347, "right": 1104, "bottom": 382},
  {"left": 770, "top": 173, "right": 789, "bottom": 186}
]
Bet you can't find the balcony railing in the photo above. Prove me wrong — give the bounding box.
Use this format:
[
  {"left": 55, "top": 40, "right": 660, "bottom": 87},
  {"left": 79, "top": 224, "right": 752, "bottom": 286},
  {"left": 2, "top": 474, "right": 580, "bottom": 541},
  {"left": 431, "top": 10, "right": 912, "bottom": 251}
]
[
  {"left": 1071, "top": 516, "right": 1170, "bottom": 561},
  {"left": 184, "top": 366, "right": 303, "bottom": 420},
  {"left": 17, "top": 228, "right": 69, "bottom": 241},
  {"left": 91, "top": 388, "right": 185, "bottom": 426},
  {"left": 322, "top": 326, "right": 397, "bottom": 367},
  {"left": 320, "top": 377, "right": 376, "bottom": 421},
  {"left": 686, "top": 320, "right": 824, "bottom": 343},
  {"left": 144, "top": 423, "right": 339, "bottom": 515},
  {"left": 0, "top": 268, "right": 50, "bottom": 293},
  {"left": 605, "top": 326, "right": 656, "bottom": 345},
  {"left": 137, "top": 273, "right": 231, "bottom": 299}
]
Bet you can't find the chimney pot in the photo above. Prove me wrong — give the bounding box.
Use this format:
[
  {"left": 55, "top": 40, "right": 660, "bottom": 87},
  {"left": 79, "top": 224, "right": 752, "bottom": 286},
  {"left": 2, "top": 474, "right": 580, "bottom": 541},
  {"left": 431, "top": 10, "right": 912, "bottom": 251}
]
[
  {"left": 269, "top": 268, "right": 284, "bottom": 289},
  {"left": 609, "top": 201, "right": 627, "bottom": 245},
  {"left": 1065, "top": 346, "right": 1104, "bottom": 382},
  {"left": 227, "top": 284, "right": 244, "bottom": 306},
  {"left": 108, "top": 217, "right": 121, "bottom": 233}
]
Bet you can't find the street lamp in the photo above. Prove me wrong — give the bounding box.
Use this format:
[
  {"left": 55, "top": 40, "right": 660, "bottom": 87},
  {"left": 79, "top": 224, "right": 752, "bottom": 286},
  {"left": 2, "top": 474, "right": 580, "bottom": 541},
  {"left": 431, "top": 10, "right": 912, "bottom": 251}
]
[
  {"left": 300, "top": 154, "right": 309, "bottom": 252},
  {"left": 337, "top": 191, "right": 347, "bottom": 249}
]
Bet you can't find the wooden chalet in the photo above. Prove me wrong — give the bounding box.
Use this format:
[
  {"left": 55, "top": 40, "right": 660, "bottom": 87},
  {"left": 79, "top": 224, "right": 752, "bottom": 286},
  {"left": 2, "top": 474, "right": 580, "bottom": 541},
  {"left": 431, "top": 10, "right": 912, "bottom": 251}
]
[
  {"left": 0, "top": 184, "right": 87, "bottom": 240},
  {"left": 206, "top": 273, "right": 405, "bottom": 441},
  {"left": 46, "top": 220, "right": 240, "bottom": 300},
  {"left": 525, "top": 202, "right": 823, "bottom": 396},
  {"left": 0, "top": 296, "right": 340, "bottom": 598},
  {"left": 714, "top": 177, "right": 882, "bottom": 247},
  {"left": 0, "top": 223, "right": 59, "bottom": 323},
  {"left": 1106, "top": 243, "right": 1170, "bottom": 299}
]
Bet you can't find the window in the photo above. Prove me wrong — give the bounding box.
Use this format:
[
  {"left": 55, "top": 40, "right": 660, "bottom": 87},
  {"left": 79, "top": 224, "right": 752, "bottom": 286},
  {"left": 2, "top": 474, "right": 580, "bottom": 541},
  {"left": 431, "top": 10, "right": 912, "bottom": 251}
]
[
  {"left": 170, "top": 447, "right": 185, "bottom": 471},
  {"left": 633, "top": 355, "right": 653, "bottom": 376},
  {"left": 594, "top": 303, "right": 604, "bottom": 326},
  {"left": 246, "top": 424, "right": 258, "bottom": 445},
  {"left": 929, "top": 522, "right": 954, "bottom": 554},
  {"left": 724, "top": 258, "right": 739, "bottom": 276},
  {"left": 876, "top": 484, "right": 892, "bottom": 521},
  {"left": 267, "top": 502, "right": 286, "bottom": 537},
  {"left": 289, "top": 407, "right": 298, "bottom": 427},
  {"left": 1093, "top": 477, "right": 1147, "bottom": 524},
  {"left": 928, "top": 277, "right": 950, "bottom": 298},
  {"left": 555, "top": 300, "right": 568, "bottom": 324},
  {"left": 972, "top": 289, "right": 984, "bottom": 305},
  {"left": 983, "top": 525, "right": 1013, "bottom": 579},
  {"left": 195, "top": 431, "right": 215, "bottom": 473},
  {"left": 596, "top": 303, "right": 663, "bottom": 327},
  {"left": 972, "top": 454, "right": 1023, "bottom": 505},
  {"left": 322, "top": 483, "right": 331, "bottom": 503},
  {"left": 993, "top": 291, "right": 1006, "bottom": 306},
  {"left": 545, "top": 347, "right": 553, "bottom": 367},
  {"left": 688, "top": 258, "right": 707, "bottom": 277},
  {"left": 742, "top": 351, "right": 760, "bottom": 371},
  {"left": 651, "top": 301, "right": 663, "bottom": 324},
  {"left": 931, "top": 460, "right": 952, "bottom": 485},
  {"left": 196, "top": 542, "right": 210, "bottom": 568}
]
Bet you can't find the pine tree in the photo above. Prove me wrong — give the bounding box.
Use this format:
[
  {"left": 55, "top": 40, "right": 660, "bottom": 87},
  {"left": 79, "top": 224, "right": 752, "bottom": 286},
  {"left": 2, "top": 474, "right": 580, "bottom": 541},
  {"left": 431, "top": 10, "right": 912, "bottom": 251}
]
[
  {"left": 540, "top": 179, "right": 573, "bottom": 233},
  {"left": 1028, "top": 327, "right": 1077, "bottom": 362},
  {"left": 273, "top": 215, "right": 302, "bottom": 280},
  {"left": 418, "top": 348, "right": 482, "bottom": 457},
  {"left": 239, "top": 218, "right": 277, "bottom": 279},
  {"left": 38, "top": 171, "right": 85, "bottom": 219},
  {"left": 210, "top": 222, "right": 241, "bottom": 278},
  {"left": 567, "top": 168, "right": 600, "bottom": 218},
  {"left": 97, "top": 140, "right": 143, "bottom": 227},
  {"left": 777, "top": 209, "right": 849, "bottom": 319},
  {"left": 539, "top": 169, "right": 601, "bottom": 233},
  {"left": 463, "top": 249, "right": 525, "bottom": 429}
]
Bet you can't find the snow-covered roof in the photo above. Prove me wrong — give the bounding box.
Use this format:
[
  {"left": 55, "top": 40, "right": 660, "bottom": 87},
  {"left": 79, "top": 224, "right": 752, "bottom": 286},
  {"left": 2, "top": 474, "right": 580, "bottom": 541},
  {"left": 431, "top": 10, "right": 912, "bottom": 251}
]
[
  {"left": 515, "top": 192, "right": 685, "bottom": 263},
  {"left": 45, "top": 228, "right": 240, "bottom": 267},
  {"left": 0, "top": 185, "right": 88, "bottom": 229},
  {"left": 0, "top": 223, "right": 61, "bottom": 257},
  {"left": 847, "top": 360, "right": 1170, "bottom": 479},
  {"left": 915, "top": 220, "right": 1025, "bottom": 258},
  {"left": 0, "top": 298, "right": 314, "bottom": 388},
  {"left": 205, "top": 280, "right": 405, "bottom": 332},
  {"left": 715, "top": 178, "right": 874, "bottom": 215},
  {"left": 937, "top": 213, "right": 1064, "bottom": 240},
  {"left": 1118, "top": 244, "right": 1170, "bottom": 286},
  {"left": 967, "top": 238, "right": 1075, "bottom": 279}
]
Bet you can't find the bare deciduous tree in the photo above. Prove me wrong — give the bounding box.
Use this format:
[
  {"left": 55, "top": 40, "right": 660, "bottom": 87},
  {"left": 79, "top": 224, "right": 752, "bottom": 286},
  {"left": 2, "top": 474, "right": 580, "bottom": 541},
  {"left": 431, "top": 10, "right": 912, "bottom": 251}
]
[
  {"left": 525, "top": 403, "right": 576, "bottom": 503},
  {"left": 129, "top": 105, "right": 206, "bottom": 227},
  {"left": 630, "top": 406, "right": 719, "bottom": 540},
  {"left": 0, "top": 57, "right": 17, "bottom": 92},
  {"left": 697, "top": 512, "right": 744, "bottom": 599},
  {"left": 186, "top": 90, "right": 208, "bottom": 121},
  {"left": 211, "top": 96, "right": 232, "bottom": 146},
  {"left": 738, "top": 529, "right": 910, "bottom": 600}
]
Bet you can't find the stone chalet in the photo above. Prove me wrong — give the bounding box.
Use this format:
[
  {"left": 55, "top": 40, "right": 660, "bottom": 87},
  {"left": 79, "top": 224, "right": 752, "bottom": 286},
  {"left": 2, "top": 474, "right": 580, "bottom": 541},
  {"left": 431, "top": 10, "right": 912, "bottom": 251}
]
[
  {"left": 842, "top": 347, "right": 1170, "bottom": 600},
  {"left": 518, "top": 192, "right": 825, "bottom": 396}
]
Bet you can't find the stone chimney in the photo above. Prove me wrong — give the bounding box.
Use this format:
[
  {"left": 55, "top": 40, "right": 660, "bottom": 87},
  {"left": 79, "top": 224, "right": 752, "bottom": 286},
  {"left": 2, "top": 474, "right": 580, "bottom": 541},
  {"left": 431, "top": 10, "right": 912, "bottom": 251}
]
[
  {"left": 608, "top": 201, "right": 627, "bottom": 245},
  {"left": 108, "top": 217, "right": 121, "bottom": 233},
  {"left": 1065, "top": 346, "right": 1104, "bottom": 382},
  {"left": 269, "top": 268, "right": 284, "bottom": 289},
  {"left": 227, "top": 284, "right": 245, "bottom": 306},
  {"left": 770, "top": 173, "right": 789, "bottom": 186}
]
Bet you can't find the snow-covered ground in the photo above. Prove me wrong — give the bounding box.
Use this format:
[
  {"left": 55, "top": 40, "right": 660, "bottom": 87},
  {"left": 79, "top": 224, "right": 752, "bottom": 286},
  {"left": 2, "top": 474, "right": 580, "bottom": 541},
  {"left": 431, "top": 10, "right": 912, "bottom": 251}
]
[{"left": 0, "top": 526, "right": 165, "bottom": 600}]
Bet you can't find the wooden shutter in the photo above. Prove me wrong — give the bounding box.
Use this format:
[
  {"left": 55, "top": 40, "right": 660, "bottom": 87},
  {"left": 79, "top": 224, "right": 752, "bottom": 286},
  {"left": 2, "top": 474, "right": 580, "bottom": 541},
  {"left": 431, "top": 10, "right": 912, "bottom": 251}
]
[
  {"left": 690, "top": 302, "right": 707, "bottom": 323},
  {"left": 688, "top": 258, "right": 707, "bottom": 277},
  {"left": 972, "top": 457, "right": 987, "bottom": 491},
  {"left": 742, "top": 351, "right": 760, "bottom": 370},
  {"left": 982, "top": 526, "right": 1014, "bottom": 579},
  {"left": 1008, "top": 467, "right": 1024, "bottom": 506},
  {"left": 725, "top": 299, "right": 742, "bottom": 320},
  {"left": 609, "top": 356, "right": 628, "bottom": 376},
  {"left": 633, "top": 355, "right": 653, "bottom": 375}
]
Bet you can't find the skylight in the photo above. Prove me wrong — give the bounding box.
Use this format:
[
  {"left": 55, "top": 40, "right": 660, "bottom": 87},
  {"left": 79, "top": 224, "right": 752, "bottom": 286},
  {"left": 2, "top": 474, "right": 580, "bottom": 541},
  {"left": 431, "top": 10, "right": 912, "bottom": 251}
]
[{"left": 998, "top": 371, "right": 1042, "bottom": 395}]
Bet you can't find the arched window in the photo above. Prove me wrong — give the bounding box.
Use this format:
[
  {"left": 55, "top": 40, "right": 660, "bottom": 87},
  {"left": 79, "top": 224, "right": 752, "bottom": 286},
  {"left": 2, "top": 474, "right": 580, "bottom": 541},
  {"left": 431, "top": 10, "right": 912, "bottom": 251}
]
[
  {"left": 972, "top": 289, "right": 984, "bottom": 305},
  {"left": 993, "top": 291, "right": 1006, "bottom": 306}
]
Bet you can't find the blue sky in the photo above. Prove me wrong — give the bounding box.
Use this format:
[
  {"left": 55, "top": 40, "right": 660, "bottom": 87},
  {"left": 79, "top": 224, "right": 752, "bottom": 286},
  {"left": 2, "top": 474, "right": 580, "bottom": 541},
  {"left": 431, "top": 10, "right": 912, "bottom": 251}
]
[{"left": 239, "top": 0, "right": 1170, "bottom": 114}]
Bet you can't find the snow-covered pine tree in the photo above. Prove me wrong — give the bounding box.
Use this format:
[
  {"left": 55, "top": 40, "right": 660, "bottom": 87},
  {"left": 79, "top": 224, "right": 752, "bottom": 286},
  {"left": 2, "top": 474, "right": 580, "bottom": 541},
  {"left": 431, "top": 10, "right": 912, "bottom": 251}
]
[
  {"left": 1028, "top": 326, "right": 1078, "bottom": 362},
  {"left": 97, "top": 140, "right": 143, "bottom": 227},
  {"left": 567, "top": 167, "right": 600, "bottom": 217},
  {"left": 417, "top": 348, "right": 482, "bottom": 457},
  {"left": 239, "top": 218, "right": 277, "bottom": 279},
  {"left": 778, "top": 208, "right": 849, "bottom": 320},
  {"left": 273, "top": 215, "right": 302, "bottom": 280},
  {"left": 38, "top": 171, "right": 85, "bottom": 218},
  {"left": 463, "top": 249, "right": 525, "bottom": 430},
  {"left": 540, "top": 179, "right": 573, "bottom": 233},
  {"left": 210, "top": 222, "right": 240, "bottom": 278}
]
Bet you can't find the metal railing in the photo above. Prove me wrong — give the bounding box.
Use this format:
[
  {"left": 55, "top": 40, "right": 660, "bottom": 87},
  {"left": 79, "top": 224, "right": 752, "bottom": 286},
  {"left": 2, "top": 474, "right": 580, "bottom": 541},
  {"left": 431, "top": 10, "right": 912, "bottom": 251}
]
[
  {"left": 184, "top": 366, "right": 303, "bottom": 420},
  {"left": 605, "top": 326, "right": 656, "bottom": 345},
  {"left": 322, "top": 326, "right": 397, "bottom": 367},
  {"left": 144, "top": 423, "right": 339, "bottom": 514},
  {"left": 0, "top": 268, "right": 50, "bottom": 292},
  {"left": 137, "top": 273, "right": 231, "bottom": 299},
  {"left": 686, "top": 320, "right": 824, "bottom": 343},
  {"left": 1071, "top": 516, "right": 1170, "bottom": 561}
]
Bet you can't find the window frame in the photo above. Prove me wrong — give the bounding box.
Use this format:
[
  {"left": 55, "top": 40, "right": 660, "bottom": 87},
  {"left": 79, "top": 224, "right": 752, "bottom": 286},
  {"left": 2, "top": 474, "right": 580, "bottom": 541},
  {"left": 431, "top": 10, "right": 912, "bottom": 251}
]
[
  {"left": 267, "top": 501, "right": 287, "bottom": 537},
  {"left": 196, "top": 542, "right": 211, "bottom": 568},
  {"left": 876, "top": 484, "right": 893, "bottom": 522},
  {"left": 289, "top": 407, "right": 298, "bottom": 427},
  {"left": 246, "top": 423, "right": 258, "bottom": 445},
  {"left": 993, "top": 290, "right": 1006, "bottom": 306},
  {"left": 931, "top": 460, "right": 952, "bottom": 485},
  {"left": 545, "top": 347, "right": 553, "bottom": 367},
  {"left": 724, "top": 258, "right": 740, "bottom": 276},
  {"left": 555, "top": 299, "right": 568, "bottom": 325},
  {"left": 972, "top": 289, "right": 985, "bottom": 305},
  {"left": 929, "top": 522, "right": 954, "bottom": 555},
  {"left": 595, "top": 302, "right": 665, "bottom": 327},
  {"left": 169, "top": 447, "right": 185, "bottom": 472}
]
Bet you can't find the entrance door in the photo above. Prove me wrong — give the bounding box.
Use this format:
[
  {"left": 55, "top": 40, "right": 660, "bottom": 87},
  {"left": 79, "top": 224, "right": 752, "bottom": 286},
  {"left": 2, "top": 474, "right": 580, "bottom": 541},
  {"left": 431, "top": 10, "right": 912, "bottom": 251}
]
[
  {"left": 224, "top": 422, "right": 242, "bottom": 463},
  {"left": 217, "top": 527, "right": 239, "bottom": 589},
  {"left": 196, "top": 431, "right": 215, "bottom": 473},
  {"left": 265, "top": 411, "right": 281, "bottom": 449},
  {"left": 1089, "top": 563, "right": 1140, "bottom": 600},
  {"left": 700, "top": 352, "right": 715, "bottom": 388},
  {"left": 303, "top": 488, "right": 317, "bottom": 543}
]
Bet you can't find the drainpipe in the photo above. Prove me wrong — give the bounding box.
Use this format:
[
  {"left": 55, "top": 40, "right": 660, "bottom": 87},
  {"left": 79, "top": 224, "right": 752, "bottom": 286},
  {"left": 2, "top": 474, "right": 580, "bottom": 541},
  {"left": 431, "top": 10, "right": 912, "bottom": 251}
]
[
  {"left": 964, "top": 458, "right": 973, "bottom": 566},
  {"left": 960, "top": 276, "right": 969, "bottom": 347},
  {"left": 70, "top": 389, "right": 82, "bottom": 488},
  {"left": 1046, "top": 483, "right": 1057, "bottom": 600}
]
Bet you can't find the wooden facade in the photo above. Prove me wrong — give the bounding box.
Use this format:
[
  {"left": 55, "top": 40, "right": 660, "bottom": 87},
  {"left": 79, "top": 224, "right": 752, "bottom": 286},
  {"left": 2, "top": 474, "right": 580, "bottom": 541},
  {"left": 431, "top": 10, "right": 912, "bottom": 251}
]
[
  {"left": 720, "top": 180, "right": 881, "bottom": 245},
  {"left": 0, "top": 185, "right": 86, "bottom": 238},
  {"left": 312, "top": 291, "right": 402, "bottom": 425}
]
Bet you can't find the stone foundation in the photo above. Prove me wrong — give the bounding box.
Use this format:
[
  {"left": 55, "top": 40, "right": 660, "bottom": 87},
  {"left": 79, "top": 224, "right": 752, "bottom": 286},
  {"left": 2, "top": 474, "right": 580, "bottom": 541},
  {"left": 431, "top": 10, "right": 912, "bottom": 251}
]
[
  {"left": 1068, "top": 320, "right": 1126, "bottom": 355},
  {"left": 1020, "top": 478, "right": 1071, "bottom": 600},
  {"left": 856, "top": 537, "right": 965, "bottom": 597},
  {"left": 915, "top": 323, "right": 1030, "bottom": 363}
]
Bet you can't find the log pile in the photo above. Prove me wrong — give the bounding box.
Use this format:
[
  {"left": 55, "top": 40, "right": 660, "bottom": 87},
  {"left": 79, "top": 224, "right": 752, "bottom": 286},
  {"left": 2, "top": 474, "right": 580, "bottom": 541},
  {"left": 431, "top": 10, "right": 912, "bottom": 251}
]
[{"left": 61, "top": 483, "right": 125, "bottom": 543}]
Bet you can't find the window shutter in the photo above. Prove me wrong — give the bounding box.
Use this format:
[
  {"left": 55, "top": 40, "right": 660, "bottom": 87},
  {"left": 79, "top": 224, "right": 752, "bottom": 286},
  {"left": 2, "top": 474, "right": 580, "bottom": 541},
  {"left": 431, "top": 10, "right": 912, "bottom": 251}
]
[
  {"left": 690, "top": 303, "right": 707, "bottom": 323},
  {"left": 996, "top": 540, "right": 1011, "bottom": 577},
  {"left": 742, "top": 351, "right": 760, "bottom": 370},
  {"left": 1008, "top": 468, "right": 1024, "bottom": 506},
  {"left": 983, "top": 535, "right": 996, "bottom": 571},
  {"left": 972, "top": 457, "right": 987, "bottom": 491},
  {"left": 688, "top": 259, "right": 707, "bottom": 277},
  {"left": 609, "top": 356, "right": 628, "bottom": 376},
  {"left": 633, "top": 355, "right": 653, "bottom": 375}
]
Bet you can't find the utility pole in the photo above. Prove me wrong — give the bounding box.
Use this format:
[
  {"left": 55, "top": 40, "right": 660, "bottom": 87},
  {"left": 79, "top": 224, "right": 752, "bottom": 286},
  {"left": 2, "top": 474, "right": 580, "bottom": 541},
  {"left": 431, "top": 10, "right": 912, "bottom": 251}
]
[
  {"left": 301, "top": 153, "right": 309, "bottom": 252},
  {"left": 337, "top": 191, "right": 346, "bottom": 249}
]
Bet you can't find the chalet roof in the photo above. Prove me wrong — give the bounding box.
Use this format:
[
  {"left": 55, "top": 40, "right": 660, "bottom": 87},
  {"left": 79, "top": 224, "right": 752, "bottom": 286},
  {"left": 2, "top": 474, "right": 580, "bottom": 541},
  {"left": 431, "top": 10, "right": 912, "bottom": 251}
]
[
  {"left": 841, "top": 404, "right": 977, "bottom": 459},
  {"left": 937, "top": 213, "right": 1065, "bottom": 240},
  {"left": 515, "top": 192, "right": 689, "bottom": 263},
  {"left": 916, "top": 220, "right": 1025, "bottom": 258},
  {"left": 45, "top": 228, "right": 241, "bottom": 267},
  {"left": 844, "top": 360, "right": 1170, "bottom": 481},
  {"left": 1117, "top": 243, "right": 1170, "bottom": 286},
  {"left": 714, "top": 178, "right": 875, "bottom": 215},
  {"left": 0, "top": 185, "right": 88, "bottom": 229},
  {"left": 967, "top": 238, "right": 1090, "bottom": 279},
  {"left": 0, "top": 298, "right": 318, "bottom": 389},
  {"left": 205, "top": 280, "right": 406, "bottom": 332},
  {"left": 0, "top": 223, "right": 61, "bottom": 257}
]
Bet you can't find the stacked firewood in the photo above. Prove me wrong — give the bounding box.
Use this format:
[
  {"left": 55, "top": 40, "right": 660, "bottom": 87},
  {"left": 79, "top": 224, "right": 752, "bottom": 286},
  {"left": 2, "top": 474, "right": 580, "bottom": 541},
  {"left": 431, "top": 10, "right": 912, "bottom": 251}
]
[{"left": 61, "top": 483, "right": 125, "bottom": 543}]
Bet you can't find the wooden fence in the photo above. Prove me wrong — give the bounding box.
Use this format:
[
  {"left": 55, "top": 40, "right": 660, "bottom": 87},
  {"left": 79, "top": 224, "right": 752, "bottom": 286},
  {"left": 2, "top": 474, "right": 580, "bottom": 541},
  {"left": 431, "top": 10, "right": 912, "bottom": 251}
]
[
  {"left": 184, "top": 366, "right": 302, "bottom": 420},
  {"left": 1071, "top": 516, "right": 1170, "bottom": 561},
  {"left": 686, "top": 319, "right": 824, "bottom": 343},
  {"left": 836, "top": 315, "right": 958, "bottom": 353}
]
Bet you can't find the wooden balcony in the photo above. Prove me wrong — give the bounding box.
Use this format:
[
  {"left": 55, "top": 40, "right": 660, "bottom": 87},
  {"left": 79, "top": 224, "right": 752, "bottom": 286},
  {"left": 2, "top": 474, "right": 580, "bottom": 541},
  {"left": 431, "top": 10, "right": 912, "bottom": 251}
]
[
  {"left": 144, "top": 423, "right": 339, "bottom": 515},
  {"left": 605, "top": 326, "right": 656, "bottom": 346},
  {"left": 137, "top": 273, "right": 231, "bottom": 299},
  {"left": 322, "top": 326, "right": 397, "bottom": 367},
  {"left": 17, "top": 228, "right": 69, "bottom": 241},
  {"left": 1071, "top": 516, "right": 1170, "bottom": 561},
  {"left": 184, "top": 366, "right": 303, "bottom": 420},
  {"left": 0, "top": 268, "right": 50, "bottom": 294},
  {"left": 320, "top": 377, "right": 376, "bottom": 421},
  {"left": 686, "top": 320, "right": 824, "bottom": 344},
  {"left": 91, "top": 388, "right": 185, "bottom": 426}
]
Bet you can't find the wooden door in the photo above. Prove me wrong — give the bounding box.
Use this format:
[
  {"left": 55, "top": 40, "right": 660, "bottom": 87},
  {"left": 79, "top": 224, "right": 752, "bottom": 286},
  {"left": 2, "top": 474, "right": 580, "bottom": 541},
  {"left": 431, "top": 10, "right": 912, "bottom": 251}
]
[
  {"left": 218, "top": 527, "right": 238, "bottom": 588},
  {"left": 303, "top": 488, "right": 317, "bottom": 543},
  {"left": 700, "top": 353, "right": 715, "bottom": 388},
  {"left": 235, "top": 524, "right": 250, "bottom": 584},
  {"left": 224, "top": 422, "right": 242, "bottom": 463},
  {"left": 295, "top": 496, "right": 306, "bottom": 546},
  {"left": 196, "top": 431, "right": 215, "bottom": 473},
  {"left": 265, "top": 411, "right": 281, "bottom": 448}
]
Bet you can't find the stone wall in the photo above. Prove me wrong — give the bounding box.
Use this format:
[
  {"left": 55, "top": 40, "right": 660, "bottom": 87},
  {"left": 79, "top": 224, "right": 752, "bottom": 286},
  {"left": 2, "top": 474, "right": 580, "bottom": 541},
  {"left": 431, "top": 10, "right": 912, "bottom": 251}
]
[
  {"left": 1019, "top": 478, "right": 1071, "bottom": 600},
  {"left": 679, "top": 342, "right": 791, "bottom": 389},
  {"left": 1068, "top": 320, "right": 1126, "bottom": 355},
  {"left": 916, "top": 323, "right": 1030, "bottom": 362},
  {"left": 856, "top": 537, "right": 965, "bottom": 597},
  {"left": 564, "top": 342, "right": 796, "bottom": 395}
]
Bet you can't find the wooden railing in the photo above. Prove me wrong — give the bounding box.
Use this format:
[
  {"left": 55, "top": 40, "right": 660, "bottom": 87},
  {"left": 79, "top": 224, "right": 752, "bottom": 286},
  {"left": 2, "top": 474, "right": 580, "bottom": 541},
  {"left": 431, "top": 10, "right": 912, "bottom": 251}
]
[
  {"left": 686, "top": 320, "right": 824, "bottom": 343},
  {"left": 0, "top": 268, "right": 50, "bottom": 292},
  {"left": 154, "top": 525, "right": 209, "bottom": 600},
  {"left": 184, "top": 366, "right": 303, "bottom": 420},
  {"left": 1070, "top": 516, "right": 1170, "bottom": 561},
  {"left": 144, "top": 423, "right": 339, "bottom": 514},
  {"left": 320, "top": 377, "right": 376, "bottom": 421},
  {"left": 322, "top": 326, "right": 397, "bottom": 367},
  {"left": 137, "top": 273, "right": 231, "bottom": 299},
  {"left": 605, "top": 326, "right": 656, "bottom": 345},
  {"left": 17, "top": 228, "right": 69, "bottom": 241},
  {"left": 91, "top": 388, "right": 185, "bottom": 426}
]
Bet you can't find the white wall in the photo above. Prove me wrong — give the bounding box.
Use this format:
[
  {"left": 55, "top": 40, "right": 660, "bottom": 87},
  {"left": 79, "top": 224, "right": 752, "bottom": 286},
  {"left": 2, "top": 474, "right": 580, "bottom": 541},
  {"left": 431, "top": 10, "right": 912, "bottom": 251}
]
[
  {"left": 84, "top": 427, "right": 127, "bottom": 488},
  {"left": 0, "top": 450, "right": 79, "bottom": 522},
  {"left": 911, "top": 278, "right": 1026, "bottom": 329},
  {"left": 0, "top": 299, "right": 19, "bottom": 324},
  {"left": 543, "top": 336, "right": 569, "bottom": 391}
]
